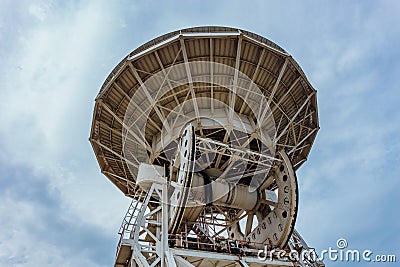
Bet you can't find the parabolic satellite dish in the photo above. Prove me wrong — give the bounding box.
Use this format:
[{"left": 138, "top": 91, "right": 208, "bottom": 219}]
[{"left": 90, "top": 26, "right": 321, "bottom": 267}]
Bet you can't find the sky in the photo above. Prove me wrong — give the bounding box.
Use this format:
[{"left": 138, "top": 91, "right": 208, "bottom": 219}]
[{"left": 0, "top": 0, "right": 399, "bottom": 266}]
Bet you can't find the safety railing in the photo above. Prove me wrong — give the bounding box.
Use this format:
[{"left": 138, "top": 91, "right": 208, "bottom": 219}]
[{"left": 168, "top": 233, "right": 292, "bottom": 259}]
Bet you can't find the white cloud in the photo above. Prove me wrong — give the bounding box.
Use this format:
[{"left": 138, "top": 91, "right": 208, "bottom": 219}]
[
  {"left": 1, "top": 1, "right": 399, "bottom": 266},
  {"left": 0, "top": 191, "right": 106, "bottom": 267},
  {"left": 0, "top": 2, "right": 130, "bottom": 265},
  {"left": 28, "top": 1, "right": 52, "bottom": 22}
]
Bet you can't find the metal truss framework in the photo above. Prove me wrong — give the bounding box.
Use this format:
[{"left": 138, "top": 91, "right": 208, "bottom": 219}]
[
  {"left": 89, "top": 27, "right": 322, "bottom": 267},
  {"left": 115, "top": 181, "right": 324, "bottom": 267},
  {"left": 90, "top": 26, "right": 319, "bottom": 196}
]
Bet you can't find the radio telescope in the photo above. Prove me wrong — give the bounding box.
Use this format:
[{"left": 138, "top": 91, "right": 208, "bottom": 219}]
[{"left": 90, "top": 26, "right": 324, "bottom": 267}]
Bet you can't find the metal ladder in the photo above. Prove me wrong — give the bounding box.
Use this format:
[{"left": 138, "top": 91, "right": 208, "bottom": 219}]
[{"left": 119, "top": 188, "right": 147, "bottom": 240}]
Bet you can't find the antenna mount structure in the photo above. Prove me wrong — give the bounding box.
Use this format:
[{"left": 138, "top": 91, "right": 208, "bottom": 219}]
[{"left": 90, "top": 27, "right": 324, "bottom": 267}]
